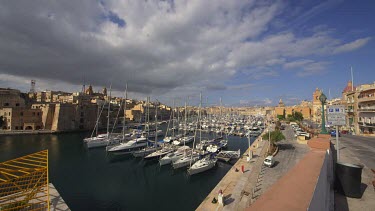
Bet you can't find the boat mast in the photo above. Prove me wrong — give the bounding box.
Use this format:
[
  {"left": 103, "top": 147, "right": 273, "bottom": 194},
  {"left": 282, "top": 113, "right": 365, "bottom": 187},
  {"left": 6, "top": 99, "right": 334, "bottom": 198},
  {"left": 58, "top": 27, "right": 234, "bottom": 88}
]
[
  {"left": 107, "top": 85, "right": 112, "bottom": 136},
  {"left": 155, "top": 98, "right": 158, "bottom": 147},
  {"left": 172, "top": 99, "right": 175, "bottom": 137},
  {"left": 122, "top": 83, "right": 128, "bottom": 139},
  {"left": 95, "top": 103, "right": 100, "bottom": 137},
  {"left": 177, "top": 99, "right": 180, "bottom": 133},
  {"left": 199, "top": 92, "right": 202, "bottom": 143},
  {"left": 220, "top": 97, "right": 223, "bottom": 138},
  {"left": 184, "top": 98, "right": 187, "bottom": 136},
  {"left": 147, "top": 97, "right": 150, "bottom": 138}
]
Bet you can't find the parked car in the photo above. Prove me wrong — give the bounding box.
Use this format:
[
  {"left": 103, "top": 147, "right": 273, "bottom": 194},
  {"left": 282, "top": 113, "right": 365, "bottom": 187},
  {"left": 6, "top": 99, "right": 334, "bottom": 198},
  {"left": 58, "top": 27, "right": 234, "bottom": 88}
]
[
  {"left": 330, "top": 130, "right": 341, "bottom": 137},
  {"left": 264, "top": 156, "right": 275, "bottom": 167}
]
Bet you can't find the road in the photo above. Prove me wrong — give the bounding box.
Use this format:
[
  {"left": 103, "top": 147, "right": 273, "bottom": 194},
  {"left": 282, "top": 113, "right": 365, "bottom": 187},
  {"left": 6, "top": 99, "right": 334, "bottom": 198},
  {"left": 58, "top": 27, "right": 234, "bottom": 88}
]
[
  {"left": 259, "top": 125, "right": 309, "bottom": 194},
  {"left": 333, "top": 134, "right": 375, "bottom": 211},
  {"left": 335, "top": 134, "right": 375, "bottom": 169}
]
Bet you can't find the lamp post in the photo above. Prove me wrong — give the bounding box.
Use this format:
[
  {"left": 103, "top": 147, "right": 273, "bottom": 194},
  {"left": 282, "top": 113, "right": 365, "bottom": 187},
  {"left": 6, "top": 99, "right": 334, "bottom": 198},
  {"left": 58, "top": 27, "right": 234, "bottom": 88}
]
[{"left": 319, "top": 92, "right": 328, "bottom": 134}]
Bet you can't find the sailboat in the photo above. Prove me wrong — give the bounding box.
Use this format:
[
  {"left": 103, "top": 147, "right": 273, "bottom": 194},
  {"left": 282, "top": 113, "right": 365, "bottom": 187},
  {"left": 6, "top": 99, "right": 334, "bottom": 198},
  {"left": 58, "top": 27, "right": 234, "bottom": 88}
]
[
  {"left": 172, "top": 99, "right": 194, "bottom": 146},
  {"left": 187, "top": 92, "right": 219, "bottom": 175},
  {"left": 187, "top": 155, "right": 217, "bottom": 175},
  {"left": 173, "top": 93, "right": 203, "bottom": 169},
  {"left": 144, "top": 100, "right": 176, "bottom": 160},
  {"left": 85, "top": 85, "right": 114, "bottom": 149},
  {"left": 132, "top": 97, "right": 161, "bottom": 158},
  {"left": 159, "top": 145, "right": 190, "bottom": 166}
]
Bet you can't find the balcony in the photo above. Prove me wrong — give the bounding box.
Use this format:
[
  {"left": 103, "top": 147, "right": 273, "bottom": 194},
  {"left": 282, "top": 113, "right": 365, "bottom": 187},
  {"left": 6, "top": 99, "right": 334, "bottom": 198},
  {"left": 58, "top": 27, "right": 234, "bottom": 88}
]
[
  {"left": 358, "top": 108, "right": 375, "bottom": 112},
  {"left": 358, "top": 122, "right": 375, "bottom": 127},
  {"left": 358, "top": 95, "right": 375, "bottom": 103}
]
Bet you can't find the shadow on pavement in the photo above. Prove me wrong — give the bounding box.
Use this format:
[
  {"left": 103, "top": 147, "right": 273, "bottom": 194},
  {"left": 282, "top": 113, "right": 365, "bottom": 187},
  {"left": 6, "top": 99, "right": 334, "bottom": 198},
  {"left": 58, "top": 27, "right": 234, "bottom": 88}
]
[
  {"left": 224, "top": 194, "right": 234, "bottom": 205},
  {"left": 272, "top": 160, "right": 280, "bottom": 168},
  {"left": 334, "top": 191, "right": 349, "bottom": 211},
  {"left": 278, "top": 143, "right": 295, "bottom": 150}
]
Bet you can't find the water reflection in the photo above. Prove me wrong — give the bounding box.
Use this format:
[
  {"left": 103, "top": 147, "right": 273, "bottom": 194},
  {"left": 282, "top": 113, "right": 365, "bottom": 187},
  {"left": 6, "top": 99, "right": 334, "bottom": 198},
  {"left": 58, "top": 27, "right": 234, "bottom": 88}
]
[{"left": 0, "top": 131, "right": 253, "bottom": 211}]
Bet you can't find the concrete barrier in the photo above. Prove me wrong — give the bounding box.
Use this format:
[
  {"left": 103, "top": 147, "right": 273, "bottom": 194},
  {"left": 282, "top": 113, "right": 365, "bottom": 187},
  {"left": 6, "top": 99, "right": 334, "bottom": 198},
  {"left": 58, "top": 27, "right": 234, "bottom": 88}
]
[
  {"left": 308, "top": 149, "right": 334, "bottom": 211},
  {"left": 247, "top": 137, "right": 334, "bottom": 211}
]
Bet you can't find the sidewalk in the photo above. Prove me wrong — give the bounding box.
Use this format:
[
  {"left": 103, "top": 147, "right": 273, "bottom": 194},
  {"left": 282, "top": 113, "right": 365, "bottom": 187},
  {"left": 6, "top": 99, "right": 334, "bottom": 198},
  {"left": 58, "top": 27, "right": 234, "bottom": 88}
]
[
  {"left": 197, "top": 136, "right": 268, "bottom": 211},
  {"left": 332, "top": 138, "right": 375, "bottom": 211}
]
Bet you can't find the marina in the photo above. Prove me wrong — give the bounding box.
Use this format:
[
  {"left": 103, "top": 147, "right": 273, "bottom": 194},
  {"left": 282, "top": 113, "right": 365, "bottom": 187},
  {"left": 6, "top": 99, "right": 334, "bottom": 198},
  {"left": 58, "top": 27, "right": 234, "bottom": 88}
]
[{"left": 0, "top": 124, "right": 257, "bottom": 211}]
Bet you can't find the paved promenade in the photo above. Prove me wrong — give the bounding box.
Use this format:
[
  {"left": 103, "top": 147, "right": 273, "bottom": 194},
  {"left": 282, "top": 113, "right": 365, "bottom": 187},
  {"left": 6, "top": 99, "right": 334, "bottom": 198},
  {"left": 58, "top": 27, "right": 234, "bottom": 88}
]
[{"left": 197, "top": 132, "right": 269, "bottom": 211}]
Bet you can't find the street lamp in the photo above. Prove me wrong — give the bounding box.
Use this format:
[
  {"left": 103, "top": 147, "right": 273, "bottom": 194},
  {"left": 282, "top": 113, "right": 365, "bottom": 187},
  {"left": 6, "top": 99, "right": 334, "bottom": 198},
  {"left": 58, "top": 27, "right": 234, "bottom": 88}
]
[{"left": 319, "top": 92, "right": 328, "bottom": 134}]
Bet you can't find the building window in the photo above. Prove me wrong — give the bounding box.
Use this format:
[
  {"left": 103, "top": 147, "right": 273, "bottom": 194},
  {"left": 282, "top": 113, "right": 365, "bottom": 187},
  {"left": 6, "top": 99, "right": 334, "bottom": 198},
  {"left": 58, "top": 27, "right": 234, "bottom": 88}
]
[
  {"left": 4, "top": 103, "right": 9, "bottom": 106},
  {"left": 20, "top": 112, "right": 23, "bottom": 116},
  {"left": 37, "top": 112, "right": 40, "bottom": 116},
  {"left": 32, "top": 112, "right": 35, "bottom": 116},
  {"left": 16, "top": 103, "right": 20, "bottom": 107}
]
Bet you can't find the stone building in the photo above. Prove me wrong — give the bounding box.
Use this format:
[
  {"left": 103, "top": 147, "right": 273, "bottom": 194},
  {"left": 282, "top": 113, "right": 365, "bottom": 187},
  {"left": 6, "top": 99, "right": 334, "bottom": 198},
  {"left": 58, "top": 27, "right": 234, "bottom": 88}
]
[
  {"left": 312, "top": 88, "right": 323, "bottom": 123},
  {"left": 0, "top": 107, "right": 43, "bottom": 130},
  {"left": 356, "top": 82, "right": 375, "bottom": 136},
  {"left": 0, "top": 88, "right": 26, "bottom": 109},
  {"left": 275, "top": 99, "right": 312, "bottom": 120},
  {"left": 341, "top": 81, "right": 357, "bottom": 133}
]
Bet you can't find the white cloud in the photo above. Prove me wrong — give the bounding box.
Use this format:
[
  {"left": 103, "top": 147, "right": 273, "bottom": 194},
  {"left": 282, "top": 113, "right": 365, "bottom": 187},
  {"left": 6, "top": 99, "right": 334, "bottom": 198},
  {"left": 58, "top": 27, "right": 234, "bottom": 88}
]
[
  {"left": 333, "top": 37, "right": 371, "bottom": 54},
  {"left": 0, "top": 0, "right": 371, "bottom": 100},
  {"left": 283, "top": 60, "right": 330, "bottom": 77}
]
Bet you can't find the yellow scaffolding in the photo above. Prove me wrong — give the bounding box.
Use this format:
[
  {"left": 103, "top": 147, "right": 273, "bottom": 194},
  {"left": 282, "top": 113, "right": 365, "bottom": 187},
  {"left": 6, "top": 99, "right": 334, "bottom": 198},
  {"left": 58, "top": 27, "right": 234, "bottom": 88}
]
[{"left": 0, "top": 150, "right": 49, "bottom": 211}]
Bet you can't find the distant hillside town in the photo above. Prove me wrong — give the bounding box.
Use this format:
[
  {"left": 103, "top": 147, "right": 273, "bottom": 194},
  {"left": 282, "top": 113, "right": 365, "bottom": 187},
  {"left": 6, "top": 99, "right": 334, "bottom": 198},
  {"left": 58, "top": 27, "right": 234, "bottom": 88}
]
[{"left": 0, "top": 80, "right": 374, "bottom": 136}]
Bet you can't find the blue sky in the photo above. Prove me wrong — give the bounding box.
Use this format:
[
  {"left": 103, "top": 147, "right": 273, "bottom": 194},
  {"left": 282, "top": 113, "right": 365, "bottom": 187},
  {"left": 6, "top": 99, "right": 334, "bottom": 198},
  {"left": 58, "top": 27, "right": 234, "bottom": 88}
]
[{"left": 0, "top": 0, "right": 374, "bottom": 107}]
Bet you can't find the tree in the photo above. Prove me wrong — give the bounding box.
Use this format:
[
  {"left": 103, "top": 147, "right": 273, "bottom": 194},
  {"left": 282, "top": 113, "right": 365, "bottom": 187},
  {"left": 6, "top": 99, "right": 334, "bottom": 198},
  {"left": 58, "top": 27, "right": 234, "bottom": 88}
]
[
  {"left": 262, "top": 130, "right": 285, "bottom": 146},
  {"left": 277, "top": 115, "right": 284, "bottom": 120},
  {"left": 293, "top": 111, "right": 304, "bottom": 121}
]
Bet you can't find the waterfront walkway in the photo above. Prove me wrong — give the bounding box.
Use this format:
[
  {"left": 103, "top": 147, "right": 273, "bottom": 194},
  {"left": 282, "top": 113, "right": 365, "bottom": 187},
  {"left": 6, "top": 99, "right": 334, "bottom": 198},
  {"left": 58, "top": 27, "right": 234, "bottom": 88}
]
[
  {"left": 49, "top": 183, "right": 70, "bottom": 211},
  {"left": 197, "top": 133, "right": 268, "bottom": 211}
]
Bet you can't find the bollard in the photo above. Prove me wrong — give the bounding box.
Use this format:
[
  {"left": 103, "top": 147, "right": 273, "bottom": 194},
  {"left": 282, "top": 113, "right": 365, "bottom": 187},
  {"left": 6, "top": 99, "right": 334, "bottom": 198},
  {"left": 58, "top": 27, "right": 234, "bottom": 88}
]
[{"left": 241, "top": 165, "right": 244, "bottom": 173}]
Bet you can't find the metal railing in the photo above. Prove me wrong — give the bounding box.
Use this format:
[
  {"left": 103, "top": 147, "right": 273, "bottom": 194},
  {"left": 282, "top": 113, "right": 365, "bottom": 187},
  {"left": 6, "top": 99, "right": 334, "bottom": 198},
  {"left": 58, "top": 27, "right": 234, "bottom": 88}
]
[{"left": 0, "top": 150, "right": 49, "bottom": 211}]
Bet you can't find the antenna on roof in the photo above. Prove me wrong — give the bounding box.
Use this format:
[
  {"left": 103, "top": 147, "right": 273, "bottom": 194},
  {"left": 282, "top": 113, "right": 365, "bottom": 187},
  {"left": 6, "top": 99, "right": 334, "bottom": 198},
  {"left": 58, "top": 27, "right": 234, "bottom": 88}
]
[
  {"left": 329, "top": 88, "right": 331, "bottom": 100},
  {"left": 82, "top": 75, "right": 86, "bottom": 94},
  {"left": 30, "top": 80, "right": 36, "bottom": 93}
]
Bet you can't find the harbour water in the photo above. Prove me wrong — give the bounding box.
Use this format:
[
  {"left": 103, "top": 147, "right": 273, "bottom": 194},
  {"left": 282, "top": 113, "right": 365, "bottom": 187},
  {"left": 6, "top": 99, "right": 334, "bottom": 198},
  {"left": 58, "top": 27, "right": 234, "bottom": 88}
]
[{"left": 0, "top": 129, "right": 254, "bottom": 211}]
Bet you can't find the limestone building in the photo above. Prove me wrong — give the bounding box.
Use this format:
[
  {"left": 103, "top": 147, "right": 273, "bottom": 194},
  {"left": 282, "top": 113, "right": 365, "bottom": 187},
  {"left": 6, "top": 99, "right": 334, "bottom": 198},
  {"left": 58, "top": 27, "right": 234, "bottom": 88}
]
[
  {"left": 0, "top": 88, "right": 26, "bottom": 109},
  {"left": 275, "top": 99, "right": 312, "bottom": 120},
  {"left": 357, "top": 82, "right": 375, "bottom": 135},
  {"left": 0, "top": 107, "right": 43, "bottom": 130},
  {"left": 312, "top": 88, "right": 322, "bottom": 123}
]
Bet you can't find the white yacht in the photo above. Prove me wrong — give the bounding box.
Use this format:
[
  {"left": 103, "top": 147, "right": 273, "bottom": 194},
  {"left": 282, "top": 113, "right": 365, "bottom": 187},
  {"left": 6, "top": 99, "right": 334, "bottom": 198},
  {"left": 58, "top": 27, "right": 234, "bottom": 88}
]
[
  {"left": 206, "top": 144, "right": 219, "bottom": 153},
  {"left": 188, "top": 157, "right": 217, "bottom": 175},
  {"left": 132, "top": 146, "right": 161, "bottom": 158},
  {"left": 163, "top": 134, "right": 182, "bottom": 143},
  {"left": 85, "top": 134, "right": 114, "bottom": 149},
  {"left": 172, "top": 136, "right": 194, "bottom": 146},
  {"left": 107, "top": 137, "right": 148, "bottom": 155},
  {"left": 144, "top": 146, "right": 175, "bottom": 160},
  {"left": 172, "top": 152, "right": 200, "bottom": 169},
  {"left": 159, "top": 146, "right": 190, "bottom": 166}
]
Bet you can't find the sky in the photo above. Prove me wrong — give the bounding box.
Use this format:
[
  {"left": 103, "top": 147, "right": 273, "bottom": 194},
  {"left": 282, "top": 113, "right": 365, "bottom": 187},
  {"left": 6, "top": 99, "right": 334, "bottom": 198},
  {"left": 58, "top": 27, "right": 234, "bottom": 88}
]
[{"left": 0, "top": 0, "right": 374, "bottom": 107}]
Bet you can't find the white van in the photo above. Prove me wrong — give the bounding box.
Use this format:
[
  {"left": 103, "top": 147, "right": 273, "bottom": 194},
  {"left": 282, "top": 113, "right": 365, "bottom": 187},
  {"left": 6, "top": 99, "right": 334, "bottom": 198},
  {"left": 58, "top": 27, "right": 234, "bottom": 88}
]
[{"left": 264, "top": 156, "right": 275, "bottom": 167}]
